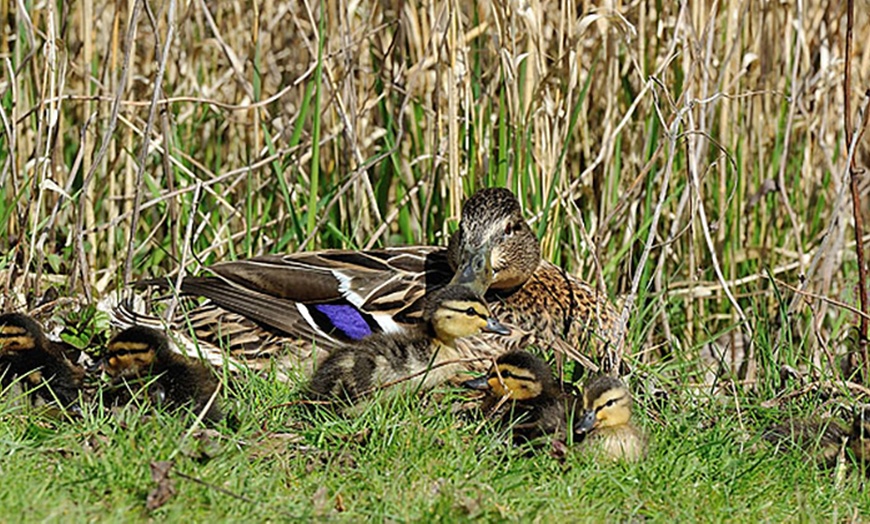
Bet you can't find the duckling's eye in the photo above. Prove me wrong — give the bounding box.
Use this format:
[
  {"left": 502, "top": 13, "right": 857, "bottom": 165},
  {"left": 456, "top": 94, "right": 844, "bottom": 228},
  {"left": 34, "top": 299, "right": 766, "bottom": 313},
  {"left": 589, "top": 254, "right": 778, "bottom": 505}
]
[
  {"left": 465, "top": 307, "right": 478, "bottom": 317},
  {"left": 604, "top": 396, "right": 623, "bottom": 408}
]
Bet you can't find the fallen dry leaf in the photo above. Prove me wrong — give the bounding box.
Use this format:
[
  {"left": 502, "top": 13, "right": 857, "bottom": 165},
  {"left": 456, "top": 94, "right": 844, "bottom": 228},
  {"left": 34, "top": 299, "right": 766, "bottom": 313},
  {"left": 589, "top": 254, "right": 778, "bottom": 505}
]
[{"left": 146, "top": 461, "right": 176, "bottom": 511}]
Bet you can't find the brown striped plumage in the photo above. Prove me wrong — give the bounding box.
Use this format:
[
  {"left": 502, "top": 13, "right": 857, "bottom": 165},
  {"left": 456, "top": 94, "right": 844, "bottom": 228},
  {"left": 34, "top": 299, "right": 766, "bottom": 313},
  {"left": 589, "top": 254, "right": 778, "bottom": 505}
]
[{"left": 113, "top": 188, "right": 619, "bottom": 379}]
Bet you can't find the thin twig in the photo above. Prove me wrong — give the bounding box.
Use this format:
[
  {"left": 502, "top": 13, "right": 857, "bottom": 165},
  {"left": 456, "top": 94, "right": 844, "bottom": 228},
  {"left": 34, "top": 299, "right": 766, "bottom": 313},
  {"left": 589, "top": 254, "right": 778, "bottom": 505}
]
[
  {"left": 760, "top": 379, "right": 870, "bottom": 408},
  {"left": 845, "top": 0, "right": 870, "bottom": 380},
  {"left": 264, "top": 356, "right": 490, "bottom": 413},
  {"left": 771, "top": 277, "right": 870, "bottom": 323},
  {"left": 123, "top": 0, "right": 176, "bottom": 284}
]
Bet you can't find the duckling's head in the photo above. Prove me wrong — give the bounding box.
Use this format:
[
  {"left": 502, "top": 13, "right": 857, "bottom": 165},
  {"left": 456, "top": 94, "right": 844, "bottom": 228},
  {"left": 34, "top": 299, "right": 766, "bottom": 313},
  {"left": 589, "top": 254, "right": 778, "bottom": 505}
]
[
  {"left": 423, "top": 285, "right": 510, "bottom": 345},
  {"left": 101, "top": 326, "right": 170, "bottom": 378},
  {"left": 0, "top": 313, "right": 47, "bottom": 354},
  {"left": 575, "top": 375, "right": 633, "bottom": 433},
  {"left": 463, "top": 351, "right": 558, "bottom": 401},
  {"left": 448, "top": 188, "right": 540, "bottom": 292}
]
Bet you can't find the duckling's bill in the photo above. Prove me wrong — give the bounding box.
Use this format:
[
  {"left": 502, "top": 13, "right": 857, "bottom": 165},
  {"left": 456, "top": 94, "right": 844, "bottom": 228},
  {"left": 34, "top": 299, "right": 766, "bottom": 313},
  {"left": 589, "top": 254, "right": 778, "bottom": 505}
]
[
  {"left": 462, "top": 375, "right": 491, "bottom": 391},
  {"left": 575, "top": 409, "right": 598, "bottom": 434},
  {"left": 483, "top": 317, "right": 511, "bottom": 336}
]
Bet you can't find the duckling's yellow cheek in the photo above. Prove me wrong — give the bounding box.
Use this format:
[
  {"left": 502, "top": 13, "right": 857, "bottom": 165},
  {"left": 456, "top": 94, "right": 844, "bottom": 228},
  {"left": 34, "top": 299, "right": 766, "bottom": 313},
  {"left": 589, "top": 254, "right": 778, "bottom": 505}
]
[{"left": 488, "top": 377, "right": 508, "bottom": 397}]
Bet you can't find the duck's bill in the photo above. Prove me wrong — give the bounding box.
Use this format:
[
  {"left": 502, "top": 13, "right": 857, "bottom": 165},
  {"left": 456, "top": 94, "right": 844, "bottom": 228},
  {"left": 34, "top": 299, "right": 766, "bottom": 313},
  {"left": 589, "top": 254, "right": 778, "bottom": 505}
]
[
  {"left": 574, "top": 410, "right": 598, "bottom": 434},
  {"left": 449, "top": 245, "right": 493, "bottom": 294},
  {"left": 483, "top": 317, "right": 511, "bottom": 336},
  {"left": 461, "top": 376, "right": 491, "bottom": 391}
]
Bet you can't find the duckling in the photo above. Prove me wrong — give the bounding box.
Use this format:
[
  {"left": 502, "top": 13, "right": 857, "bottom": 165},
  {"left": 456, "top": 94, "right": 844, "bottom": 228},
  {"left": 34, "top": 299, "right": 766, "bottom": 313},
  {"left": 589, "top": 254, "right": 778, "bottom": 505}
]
[
  {"left": 463, "top": 351, "right": 582, "bottom": 443},
  {"left": 762, "top": 417, "right": 850, "bottom": 469},
  {"left": 0, "top": 313, "right": 83, "bottom": 407},
  {"left": 100, "top": 326, "right": 223, "bottom": 423},
  {"left": 308, "top": 284, "right": 510, "bottom": 406},
  {"left": 574, "top": 375, "right": 647, "bottom": 461}
]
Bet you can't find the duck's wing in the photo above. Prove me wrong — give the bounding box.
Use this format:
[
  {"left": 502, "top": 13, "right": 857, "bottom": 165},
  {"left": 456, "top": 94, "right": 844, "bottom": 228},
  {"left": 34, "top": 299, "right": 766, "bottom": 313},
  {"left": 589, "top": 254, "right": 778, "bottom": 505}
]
[
  {"left": 206, "top": 247, "right": 452, "bottom": 325},
  {"left": 132, "top": 247, "right": 453, "bottom": 349}
]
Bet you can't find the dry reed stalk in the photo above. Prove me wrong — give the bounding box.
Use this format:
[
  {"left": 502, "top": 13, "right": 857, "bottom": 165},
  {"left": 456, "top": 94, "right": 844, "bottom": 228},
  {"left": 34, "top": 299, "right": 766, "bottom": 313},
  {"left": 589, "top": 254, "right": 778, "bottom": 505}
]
[
  {"left": 3, "top": 0, "right": 870, "bottom": 386},
  {"left": 844, "top": 0, "right": 870, "bottom": 379}
]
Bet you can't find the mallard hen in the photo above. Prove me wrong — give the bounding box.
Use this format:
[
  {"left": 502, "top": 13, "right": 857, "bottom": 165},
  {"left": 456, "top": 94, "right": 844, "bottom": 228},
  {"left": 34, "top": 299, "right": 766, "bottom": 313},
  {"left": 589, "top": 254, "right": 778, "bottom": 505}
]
[{"left": 114, "top": 188, "right": 619, "bottom": 378}]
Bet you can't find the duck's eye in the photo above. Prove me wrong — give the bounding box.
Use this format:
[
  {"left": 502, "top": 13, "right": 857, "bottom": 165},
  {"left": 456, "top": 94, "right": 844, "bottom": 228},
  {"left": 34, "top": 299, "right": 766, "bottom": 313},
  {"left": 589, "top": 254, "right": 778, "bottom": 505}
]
[
  {"left": 504, "top": 222, "right": 523, "bottom": 236},
  {"left": 465, "top": 307, "right": 478, "bottom": 316}
]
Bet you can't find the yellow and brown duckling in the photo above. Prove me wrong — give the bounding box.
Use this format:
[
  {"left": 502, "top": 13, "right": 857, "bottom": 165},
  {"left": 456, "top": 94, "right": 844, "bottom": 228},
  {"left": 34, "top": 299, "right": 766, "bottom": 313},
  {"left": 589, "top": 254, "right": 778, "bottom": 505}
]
[
  {"left": 0, "top": 313, "right": 84, "bottom": 408},
  {"left": 308, "top": 284, "right": 510, "bottom": 407},
  {"left": 100, "top": 326, "right": 223, "bottom": 423},
  {"left": 116, "top": 187, "right": 618, "bottom": 379},
  {"left": 574, "top": 375, "right": 647, "bottom": 461},
  {"left": 463, "top": 351, "right": 582, "bottom": 443}
]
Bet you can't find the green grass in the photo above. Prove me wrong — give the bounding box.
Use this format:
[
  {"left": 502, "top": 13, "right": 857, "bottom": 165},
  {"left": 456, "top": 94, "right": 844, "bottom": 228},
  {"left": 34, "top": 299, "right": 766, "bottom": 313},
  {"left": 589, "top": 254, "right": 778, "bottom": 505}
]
[
  {"left": 1, "top": 369, "right": 868, "bottom": 522},
  {"left": 3, "top": 0, "right": 870, "bottom": 520}
]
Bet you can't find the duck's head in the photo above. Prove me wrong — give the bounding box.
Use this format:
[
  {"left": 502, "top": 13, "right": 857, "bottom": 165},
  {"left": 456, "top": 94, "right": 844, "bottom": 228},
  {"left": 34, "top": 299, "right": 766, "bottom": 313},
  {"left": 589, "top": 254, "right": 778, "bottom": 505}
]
[
  {"left": 0, "top": 313, "right": 47, "bottom": 354},
  {"left": 463, "top": 351, "right": 558, "bottom": 401},
  {"left": 448, "top": 188, "right": 540, "bottom": 293},
  {"left": 575, "top": 375, "right": 633, "bottom": 433},
  {"left": 100, "top": 326, "right": 169, "bottom": 378},
  {"left": 423, "top": 285, "right": 510, "bottom": 346}
]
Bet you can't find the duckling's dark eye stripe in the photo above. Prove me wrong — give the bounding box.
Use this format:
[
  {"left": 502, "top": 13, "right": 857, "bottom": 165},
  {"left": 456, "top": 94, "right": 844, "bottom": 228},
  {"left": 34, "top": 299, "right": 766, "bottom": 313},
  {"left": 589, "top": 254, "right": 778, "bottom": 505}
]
[
  {"left": 492, "top": 369, "right": 536, "bottom": 383},
  {"left": 596, "top": 395, "right": 626, "bottom": 412},
  {"left": 446, "top": 306, "right": 487, "bottom": 320},
  {"left": 106, "top": 348, "right": 152, "bottom": 358}
]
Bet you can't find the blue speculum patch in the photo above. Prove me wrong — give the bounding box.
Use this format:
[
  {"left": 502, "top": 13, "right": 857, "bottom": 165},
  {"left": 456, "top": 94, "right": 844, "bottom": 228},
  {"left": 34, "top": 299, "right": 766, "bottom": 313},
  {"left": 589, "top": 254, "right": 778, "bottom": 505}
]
[{"left": 312, "top": 304, "right": 373, "bottom": 340}]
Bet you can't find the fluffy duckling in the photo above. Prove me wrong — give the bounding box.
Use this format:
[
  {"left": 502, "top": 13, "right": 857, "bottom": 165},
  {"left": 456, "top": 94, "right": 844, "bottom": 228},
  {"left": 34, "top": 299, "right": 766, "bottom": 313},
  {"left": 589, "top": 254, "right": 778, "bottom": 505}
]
[
  {"left": 574, "top": 375, "right": 647, "bottom": 461},
  {"left": 765, "top": 405, "right": 870, "bottom": 471},
  {"left": 463, "top": 351, "right": 582, "bottom": 443},
  {"left": 308, "top": 284, "right": 510, "bottom": 406},
  {"left": 100, "top": 326, "right": 223, "bottom": 423},
  {"left": 0, "top": 313, "right": 83, "bottom": 407},
  {"left": 762, "top": 417, "right": 850, "bottom": 469}
]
